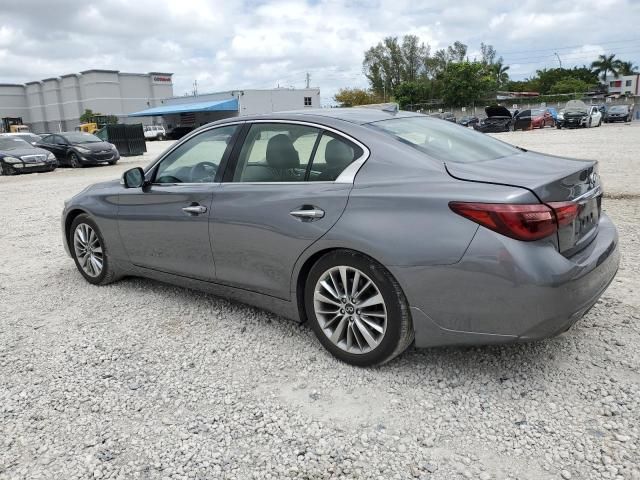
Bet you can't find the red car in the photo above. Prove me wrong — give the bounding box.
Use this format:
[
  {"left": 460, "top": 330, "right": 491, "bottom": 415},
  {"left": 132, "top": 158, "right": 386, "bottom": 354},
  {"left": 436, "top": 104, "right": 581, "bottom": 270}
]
[{"left": 531, "top": 108, "right": 555, "bottom": 129}]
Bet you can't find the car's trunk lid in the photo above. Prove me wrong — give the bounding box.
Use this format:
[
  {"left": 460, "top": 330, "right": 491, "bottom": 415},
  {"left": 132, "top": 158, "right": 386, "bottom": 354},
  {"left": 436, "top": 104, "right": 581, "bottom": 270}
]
[{"left": 445, "top": 151, "right": 601, "bottom": 255}]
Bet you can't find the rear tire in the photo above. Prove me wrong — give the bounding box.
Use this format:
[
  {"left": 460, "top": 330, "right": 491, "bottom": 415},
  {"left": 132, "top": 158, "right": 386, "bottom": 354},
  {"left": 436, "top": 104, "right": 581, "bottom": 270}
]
[
  {"left": 304, "top": 250, "right": 413, "bottom": 367},
  {"left": 108, "top": 159, "right": 118, "bottom": 165},
  {"left": 69, "top": 214, "right": 119, "bottom": 285}
]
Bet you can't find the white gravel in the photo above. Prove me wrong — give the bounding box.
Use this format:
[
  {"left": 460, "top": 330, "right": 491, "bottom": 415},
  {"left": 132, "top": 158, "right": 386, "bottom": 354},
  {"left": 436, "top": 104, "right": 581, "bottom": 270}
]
[{"left": 1, "top": 129, "right": 639, "bottom": 480}]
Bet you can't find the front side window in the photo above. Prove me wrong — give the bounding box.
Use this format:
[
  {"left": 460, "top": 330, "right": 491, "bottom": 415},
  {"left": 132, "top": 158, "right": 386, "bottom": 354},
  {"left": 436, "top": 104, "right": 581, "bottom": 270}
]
[
  {"left": 370, "top": 116, "right": 521, "bottom": 164},
  {"left": 232, "top": 123, "right": 320, "bottom": 182},
  {"left": 153, "top": 125, "right": 237, "bottom": 184}
]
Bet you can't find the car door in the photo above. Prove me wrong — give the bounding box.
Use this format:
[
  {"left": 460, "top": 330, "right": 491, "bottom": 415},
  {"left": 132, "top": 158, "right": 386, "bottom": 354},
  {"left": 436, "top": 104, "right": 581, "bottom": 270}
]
[
  {"left": 117, "top": 124, "right": 240, "bottom": 281},
  {"left": 210, "top": 121, "right": 366, "bottom": 299},
  {"left": 38, "top": 135, "right": 64, "bottom": 159}
]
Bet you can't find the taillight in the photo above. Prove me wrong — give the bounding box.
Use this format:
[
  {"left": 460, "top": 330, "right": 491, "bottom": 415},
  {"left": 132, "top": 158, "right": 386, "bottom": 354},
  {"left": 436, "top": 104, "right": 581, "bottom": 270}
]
[{"left": 449, "top": 201, "right": 578, "bottom": 242}]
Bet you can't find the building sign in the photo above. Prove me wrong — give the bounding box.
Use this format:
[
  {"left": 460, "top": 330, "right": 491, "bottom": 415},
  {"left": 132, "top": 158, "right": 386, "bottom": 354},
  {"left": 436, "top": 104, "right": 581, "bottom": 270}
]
[{"left": 153, "top": 75, "right": 172, "bottom": 84}]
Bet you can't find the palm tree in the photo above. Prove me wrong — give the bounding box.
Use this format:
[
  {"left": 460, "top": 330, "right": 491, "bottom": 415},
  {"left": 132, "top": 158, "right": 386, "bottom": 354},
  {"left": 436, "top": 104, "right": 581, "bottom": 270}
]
[
  {"left": 591, "top": 54, "right": 620, "bottom": 81},
  {"left": 492, "top": 62, "right": 510, "bottom": 88},
  {"left": 617, "top": 61, "right": 638, "bottom": 76}
]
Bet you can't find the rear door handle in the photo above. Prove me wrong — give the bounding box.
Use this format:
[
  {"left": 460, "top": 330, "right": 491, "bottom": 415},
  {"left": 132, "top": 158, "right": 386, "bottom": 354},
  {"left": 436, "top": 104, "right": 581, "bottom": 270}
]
[
  {"left": 289, "top": 207, "right": 325, "bottom": 220},
  {"left": 182, "top": 205, "right": 207, "bottom": 215}
]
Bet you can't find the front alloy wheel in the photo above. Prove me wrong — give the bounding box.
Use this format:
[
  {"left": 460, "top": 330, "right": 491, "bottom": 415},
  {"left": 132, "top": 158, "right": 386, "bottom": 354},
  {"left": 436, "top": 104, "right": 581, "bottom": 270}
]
[
  {"left": 73, "top": 223, "right": 103, "bottom": 277},
  {"left": 69, "top": 214, "right": 119, "bottom": 285}
]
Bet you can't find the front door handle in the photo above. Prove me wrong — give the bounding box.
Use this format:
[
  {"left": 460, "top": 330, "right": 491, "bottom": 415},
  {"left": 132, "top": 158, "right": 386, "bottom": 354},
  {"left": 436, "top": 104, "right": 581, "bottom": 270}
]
[
  {"left": 289, "top": 207, "right": 325, "bottom": 220},
  {"left": 182, "top": 205, "right": 207, "bottom": 215}
]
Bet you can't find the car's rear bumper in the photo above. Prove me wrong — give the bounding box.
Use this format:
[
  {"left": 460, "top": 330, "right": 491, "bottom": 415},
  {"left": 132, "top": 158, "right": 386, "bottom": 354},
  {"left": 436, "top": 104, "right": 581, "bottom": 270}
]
[{"left": 391, "top": 213, "right": 620, "bottom": 348}]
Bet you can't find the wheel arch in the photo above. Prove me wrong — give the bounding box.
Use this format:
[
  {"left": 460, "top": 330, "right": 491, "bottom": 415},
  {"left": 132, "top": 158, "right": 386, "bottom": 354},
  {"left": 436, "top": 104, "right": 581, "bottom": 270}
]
[
  {"left": 64, "top": 208, "right": 91, "bottom": 250},
  {"left": 293, "top": 245, "right": 400, "bottom": 324}
]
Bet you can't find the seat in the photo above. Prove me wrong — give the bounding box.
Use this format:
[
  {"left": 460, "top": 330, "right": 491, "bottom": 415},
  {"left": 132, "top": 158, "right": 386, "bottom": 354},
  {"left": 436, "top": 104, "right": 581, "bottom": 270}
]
[
  {"left": 318, "top": 138, "right": 354, "bottom": 181},
  {"left": 265, "top": 134, "right": 300, "bottom": 181}
]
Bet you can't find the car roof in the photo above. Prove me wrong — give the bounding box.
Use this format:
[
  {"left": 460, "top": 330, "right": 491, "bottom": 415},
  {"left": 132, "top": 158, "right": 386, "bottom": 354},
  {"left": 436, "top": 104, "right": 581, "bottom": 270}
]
[{"left": 230, "top": 107, "right": 424, "bottom": 126}]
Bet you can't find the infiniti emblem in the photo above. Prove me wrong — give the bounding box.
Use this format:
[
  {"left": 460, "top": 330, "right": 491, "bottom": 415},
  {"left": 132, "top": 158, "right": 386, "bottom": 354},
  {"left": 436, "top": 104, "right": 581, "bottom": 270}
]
[{"left": 588, "top": 172, "right": 599, "bottom": 189}]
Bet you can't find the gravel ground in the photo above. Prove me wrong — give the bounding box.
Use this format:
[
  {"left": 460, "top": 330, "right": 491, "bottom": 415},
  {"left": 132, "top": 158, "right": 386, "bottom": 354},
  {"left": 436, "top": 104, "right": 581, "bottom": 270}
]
[{"left": 1, "top": 128, "right": 639, "bottom": 480}]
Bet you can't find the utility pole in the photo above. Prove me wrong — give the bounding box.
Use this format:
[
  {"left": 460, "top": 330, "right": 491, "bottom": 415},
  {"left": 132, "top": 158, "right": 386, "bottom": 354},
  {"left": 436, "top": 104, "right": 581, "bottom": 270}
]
[
  {"left": 305, "top": 72, "right": 310, "bottom": 89},
  {"left": 193, "top": 80, "right": 198, "bottom": 96},
  {"left": 554, "top": 52, "right": 563, "bottom": 69}
]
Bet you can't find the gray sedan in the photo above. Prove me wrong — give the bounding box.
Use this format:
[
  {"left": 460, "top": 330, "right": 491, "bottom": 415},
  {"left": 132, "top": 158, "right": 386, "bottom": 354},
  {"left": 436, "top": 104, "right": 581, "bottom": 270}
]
[{"left": 62, "top": 109, "right": 619, "bottom": 366}]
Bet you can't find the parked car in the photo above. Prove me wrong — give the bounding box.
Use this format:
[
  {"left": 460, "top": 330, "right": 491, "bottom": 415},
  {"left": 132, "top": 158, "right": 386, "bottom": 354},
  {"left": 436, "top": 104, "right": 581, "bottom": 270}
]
[
  {"left": 473, "top": 105, "right": 512, "bottom": 132},
  {"left": 457, "top": 115, "right": 479, "bottom": 127},
  {"left": 61, "top": 109, "right": 619, "bottom": 366},
  {"left": 556, "top": 101, "right": 602, "bottom": 129},
  {"left": 1, "top": 132, "right": 42, "bottom": 146},
  {"left": 546, "top": 107, "right": 558, "bottom": 122},
  {"left": 37, "top": 132, "right": 120, "bottom": 168},
  {"left": 604, "top": 104, "right": 633, "bottom": 123},
  {"left": 144, "top": 125, "right": 167, "bottom": 140},
  {"left": 428, "top": 112, "right": 456, "bottom": 123},
  {"left": 0, "top": 136, "right": 57, "bottom": 175}
]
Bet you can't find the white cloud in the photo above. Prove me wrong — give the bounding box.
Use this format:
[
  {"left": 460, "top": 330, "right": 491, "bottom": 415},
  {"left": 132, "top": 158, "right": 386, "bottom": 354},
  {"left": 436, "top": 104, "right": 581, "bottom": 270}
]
[{"left": 0, "top": 0, "right": 638, "bottom": 104}]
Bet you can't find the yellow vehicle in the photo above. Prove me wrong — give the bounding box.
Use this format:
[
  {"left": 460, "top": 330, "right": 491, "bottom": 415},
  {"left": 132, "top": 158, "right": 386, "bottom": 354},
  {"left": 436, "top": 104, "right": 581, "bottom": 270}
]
[
  {"left": 76, "top": 123, "right": 99, "bottom": 134},
  {"left": 2, "top": 117, "right": 30, "bottom": 133}
]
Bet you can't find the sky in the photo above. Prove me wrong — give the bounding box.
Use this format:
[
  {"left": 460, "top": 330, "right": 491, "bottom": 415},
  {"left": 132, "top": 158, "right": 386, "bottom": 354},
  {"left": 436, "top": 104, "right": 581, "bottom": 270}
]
[{"left": 1, "top": 0, "right": 639, "bottom": 105}]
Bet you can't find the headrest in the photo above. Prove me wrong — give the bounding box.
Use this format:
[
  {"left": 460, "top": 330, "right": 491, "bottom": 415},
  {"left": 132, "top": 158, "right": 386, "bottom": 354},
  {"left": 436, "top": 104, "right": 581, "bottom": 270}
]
[
  {"left": 325, "top": 138, "right": 354, "bottom": 167},
  {"left": 266, "top": 134, "right": 299, "bottom": 170}
]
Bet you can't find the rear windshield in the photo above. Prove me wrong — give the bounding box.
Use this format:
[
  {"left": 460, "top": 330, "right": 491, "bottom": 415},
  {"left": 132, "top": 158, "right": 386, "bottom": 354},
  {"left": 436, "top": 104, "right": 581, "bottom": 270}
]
[{"left": 368, "top": 116, "right": 521, "bottom": 164}]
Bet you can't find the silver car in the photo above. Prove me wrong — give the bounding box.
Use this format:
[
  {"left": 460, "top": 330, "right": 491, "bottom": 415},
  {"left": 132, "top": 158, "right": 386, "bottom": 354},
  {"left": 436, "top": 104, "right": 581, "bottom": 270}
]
[{"left": 62, "top": 109, "right": 619, "bottom": 366}]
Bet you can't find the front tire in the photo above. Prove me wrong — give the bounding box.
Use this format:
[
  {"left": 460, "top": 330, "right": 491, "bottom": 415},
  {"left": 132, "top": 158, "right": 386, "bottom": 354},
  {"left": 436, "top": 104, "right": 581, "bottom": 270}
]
[
  {"left": 304, "top": 250, "right": 413, "bottom": 366},
  {"left": 68, "top": 152, "right": 81, "bottom": 168},
  {"left": 69, "top": 214, "right": 119, "bottom": 285}
]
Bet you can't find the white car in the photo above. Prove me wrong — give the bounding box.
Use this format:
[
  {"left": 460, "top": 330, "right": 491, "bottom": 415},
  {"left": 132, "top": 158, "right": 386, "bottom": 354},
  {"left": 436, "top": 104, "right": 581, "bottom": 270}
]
[
  {"left": 557, "top": 101, "right": 602, "bottom": 129},
  {"left": 143, "top": 125, "right": 166, "bottom": 140},
  {"left": 0, "top": 132, "right": 42, "bottom": 146}
]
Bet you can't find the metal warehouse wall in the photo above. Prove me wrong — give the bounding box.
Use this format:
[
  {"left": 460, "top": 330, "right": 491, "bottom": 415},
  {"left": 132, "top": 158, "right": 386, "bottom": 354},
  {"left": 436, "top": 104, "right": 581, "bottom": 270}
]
[{"left": 0, "top": 70, "right": 173, "bottom": 133}]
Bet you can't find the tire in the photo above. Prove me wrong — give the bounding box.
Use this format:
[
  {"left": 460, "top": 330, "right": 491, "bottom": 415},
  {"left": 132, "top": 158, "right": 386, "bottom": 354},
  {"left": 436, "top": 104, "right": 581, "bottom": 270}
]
[
  {"left": 108, "top": 159, "right": 118, "bottom": 165},
  {"left": 68, "top": 152, "right": 81, "bottom": 168},
  {"left": 557, "top": 125, "right": 562, "bottom": 129},
  {"left": 69, "top": 214, "right": 119, "bottom": 285},
  {"left": 304, "top": 249, "right": 414, "bottom": 367}
]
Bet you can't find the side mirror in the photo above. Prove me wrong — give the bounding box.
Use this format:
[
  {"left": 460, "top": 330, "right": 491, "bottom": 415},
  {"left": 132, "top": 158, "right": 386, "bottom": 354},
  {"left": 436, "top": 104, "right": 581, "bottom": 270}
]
[{"left": 122, "top": 167, "right": 145, "bottom": 188}]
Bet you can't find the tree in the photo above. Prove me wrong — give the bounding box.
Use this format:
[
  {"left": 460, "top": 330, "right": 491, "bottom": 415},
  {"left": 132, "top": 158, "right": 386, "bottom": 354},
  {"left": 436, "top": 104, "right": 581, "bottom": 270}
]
[
  {"left": 363, "top": 35, "right": 430, "bottom": 97},
  {"left": 480, "top": 42, "right": 497, "bottom": 65},
  {"left": 549, "top": 78, "right": 590, "bottom": 94},
  {"left": 393, "top": 81, "right": 434, "bottom": 110},
  {"left": 439, "top": 62, "right": 496, "bottom": 107},
  {"left": 591, "top": 54, "right": 620, "bottom": 81},
  {"left": 333, "top": 88, "right": 382, "bottom": 107},
  {"left": 80, "top": 109, "right": 95, "bottom": 123},
  {"left": 492, "top": 61, "right": 510, "bottom": 88},
  {"left": 617, "top": 61, "right": 638, "bottom": 76}
]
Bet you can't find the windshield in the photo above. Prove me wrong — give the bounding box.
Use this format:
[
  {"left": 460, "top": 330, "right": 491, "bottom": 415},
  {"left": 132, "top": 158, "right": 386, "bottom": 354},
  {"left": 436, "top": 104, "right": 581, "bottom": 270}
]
[
  {"left": 0, "top": 137, "right": 31, "bottom": 150},
  {"left": 609, "top": 105, "right": 628, "bottom": 113},
  {"left": 369, "top": 116, "right": 521, "bottom": 164},
  {"left": 63, "top": 132, "right": 102, "bottom": 144}
]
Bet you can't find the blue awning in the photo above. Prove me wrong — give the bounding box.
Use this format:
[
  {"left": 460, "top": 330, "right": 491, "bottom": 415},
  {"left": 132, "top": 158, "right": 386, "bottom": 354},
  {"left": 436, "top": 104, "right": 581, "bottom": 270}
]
[{"left": 128, "top": 98, "right": 238, "bottom": 117}]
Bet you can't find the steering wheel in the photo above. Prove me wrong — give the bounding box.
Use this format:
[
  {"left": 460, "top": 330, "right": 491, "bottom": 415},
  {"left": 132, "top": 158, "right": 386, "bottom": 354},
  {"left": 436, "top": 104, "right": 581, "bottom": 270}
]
[{"left": 190, "top": 161, "right": 218, "bottom": 182}]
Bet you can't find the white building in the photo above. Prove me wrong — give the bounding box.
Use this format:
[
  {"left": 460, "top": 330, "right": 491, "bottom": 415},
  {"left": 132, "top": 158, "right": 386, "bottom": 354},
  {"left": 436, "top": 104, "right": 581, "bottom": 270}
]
[
  {"left": 0, "top": 70, "right": 173, "bottom": 133},
  {"left": 128, "top": 88, "right": 321, "bottom": 135},
  {"left": 603, "top": 73, "right": 640, "bottom": 96}
]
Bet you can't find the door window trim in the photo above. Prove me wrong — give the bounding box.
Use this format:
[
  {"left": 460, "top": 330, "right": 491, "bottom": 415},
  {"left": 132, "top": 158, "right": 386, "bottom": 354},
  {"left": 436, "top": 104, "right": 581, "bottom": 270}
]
[{"left": 142, "top": 119, "right": 370, "bottom": 186}]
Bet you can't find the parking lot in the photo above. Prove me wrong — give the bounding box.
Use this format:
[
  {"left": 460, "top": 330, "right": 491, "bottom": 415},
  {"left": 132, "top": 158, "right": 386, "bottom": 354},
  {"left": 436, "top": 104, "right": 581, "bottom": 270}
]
[{"left": 1, "top": 123, "right": 638, "bottom": 479}]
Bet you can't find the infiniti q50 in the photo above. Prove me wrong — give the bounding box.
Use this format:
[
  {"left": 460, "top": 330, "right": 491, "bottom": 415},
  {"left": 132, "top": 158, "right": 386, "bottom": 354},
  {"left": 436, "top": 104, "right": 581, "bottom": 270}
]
[{"left": 61, "top": 108, "right": 619, "bottom": 366}]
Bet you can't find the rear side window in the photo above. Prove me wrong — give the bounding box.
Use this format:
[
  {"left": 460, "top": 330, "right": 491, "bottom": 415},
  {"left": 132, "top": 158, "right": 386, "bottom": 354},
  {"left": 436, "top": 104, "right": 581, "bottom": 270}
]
[
  {"left": 369, "top": 116, "right": 520, "bottom": 164},
  {"left": 307, "top": 133, "right": 362, "bottom": 181}
]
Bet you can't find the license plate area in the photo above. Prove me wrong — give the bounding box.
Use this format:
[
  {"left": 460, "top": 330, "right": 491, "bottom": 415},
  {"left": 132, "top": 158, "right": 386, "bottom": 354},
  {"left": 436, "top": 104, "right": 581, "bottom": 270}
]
[{"left": 574, "top": 196, "right": 601, "bottom": 238}]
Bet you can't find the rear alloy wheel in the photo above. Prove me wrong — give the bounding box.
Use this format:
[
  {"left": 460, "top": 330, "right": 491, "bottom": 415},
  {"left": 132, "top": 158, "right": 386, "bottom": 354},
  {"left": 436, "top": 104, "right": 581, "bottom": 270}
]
[
  {"left": 305, "top": 250, "right": 413, "bottom": 366},
  {"left": 68, "top": 152, "right": 81, "bottom": 168},
  {"left": 70, "top": 214, "right": 119, "bottom": 285}
]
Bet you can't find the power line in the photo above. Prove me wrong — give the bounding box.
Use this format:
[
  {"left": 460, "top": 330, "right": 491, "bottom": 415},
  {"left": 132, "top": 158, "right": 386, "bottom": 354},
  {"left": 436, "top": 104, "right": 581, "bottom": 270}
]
[{"left": 498, "top": 38, "right": 640, "bottom": 56}]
